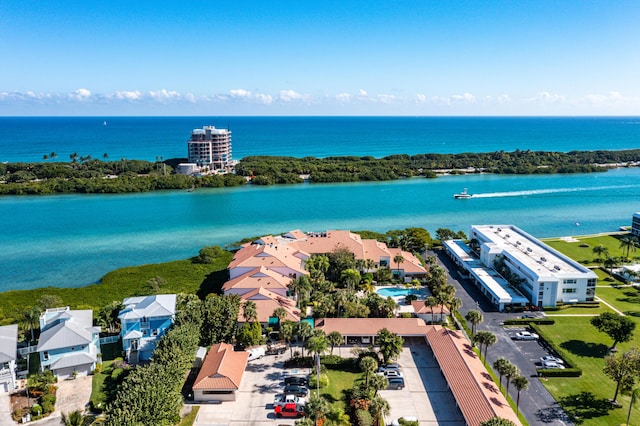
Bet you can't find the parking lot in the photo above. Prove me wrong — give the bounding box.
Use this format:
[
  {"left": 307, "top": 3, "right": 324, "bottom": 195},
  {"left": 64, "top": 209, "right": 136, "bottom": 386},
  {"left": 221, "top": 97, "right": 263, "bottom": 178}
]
[
  {"left": 507, "top": 327, "right": 566, "bottom": 374},
  {"left": 194, "top": 352, "right": 309, "bottom": 425}
]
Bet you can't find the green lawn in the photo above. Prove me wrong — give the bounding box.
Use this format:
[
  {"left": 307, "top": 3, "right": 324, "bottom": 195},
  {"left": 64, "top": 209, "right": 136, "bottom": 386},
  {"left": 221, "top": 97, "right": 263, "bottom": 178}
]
[
  {"left": 538, "top": 306, "right": 640, "bottom": 425},
  {"left": 544, "top": 233, "right": 632, "bottom": 266},
  {"left": 178, "top": 406, "right": 199, "bottom": 426},
  {"left": 313, "top": 360, "right": 363, "bottom": 413},
  {"left": 90, "top": 342, "right": 124, "bottom": 411},
  {"left": 594, "top": 285, "right": 640, "bottom": 316}
]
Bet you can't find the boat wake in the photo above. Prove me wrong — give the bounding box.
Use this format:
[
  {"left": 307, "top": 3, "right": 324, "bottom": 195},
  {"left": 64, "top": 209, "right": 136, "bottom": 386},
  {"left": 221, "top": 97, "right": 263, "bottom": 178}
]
[{"left": 471, "top": 184, "right": 639, "bottom": 198}]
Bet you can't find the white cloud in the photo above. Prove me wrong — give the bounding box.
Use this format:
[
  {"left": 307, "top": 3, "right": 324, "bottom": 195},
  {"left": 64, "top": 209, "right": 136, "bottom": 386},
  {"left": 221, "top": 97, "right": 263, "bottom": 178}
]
[
  {"left": 70, "top": 88, "right": 91, "bottom": 101},
  {"left": 582, "top": 91, "right": 623, "bottom": 105},
  {"left": 254, "top": 93, "right": 273, "bottom": 104},
  {"left": 336, "top": 93, "right": 352, "bottom": 102},
  {"left": 451, "top": 93, "right": 476, "bottom": 103},
  {"left": 528, "top": 91, "right": 565, "bottom": 104},
  {"left": 416, "top": 93, "right": 427, "bottom": 103},
  {"left": 277, "top": 89, "right": 309, "bottom": 102},
  {"left": 149, "top": 89, "right": 180, "bottom": 101},
  {"left": 359, "top": 89, "right": 368, "bottom": 96},
  {"left": 229, "top": 89, "right": 252, "bottom": 98},
  {"left": 112, "top": 90, "right": 143, "bottom": 101}
]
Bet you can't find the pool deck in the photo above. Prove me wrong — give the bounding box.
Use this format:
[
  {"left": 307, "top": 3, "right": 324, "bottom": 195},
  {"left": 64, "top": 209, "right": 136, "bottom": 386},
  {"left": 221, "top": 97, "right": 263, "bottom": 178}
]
[{"left": 375, "top": 285, "right": 432, "bottom": 314}]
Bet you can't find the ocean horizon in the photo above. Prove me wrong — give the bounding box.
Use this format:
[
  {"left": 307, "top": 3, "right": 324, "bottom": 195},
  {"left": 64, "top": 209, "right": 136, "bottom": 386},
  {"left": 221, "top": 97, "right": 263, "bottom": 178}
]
[{"left": 1, "top": 116, "right": 640, "bottom": 293}]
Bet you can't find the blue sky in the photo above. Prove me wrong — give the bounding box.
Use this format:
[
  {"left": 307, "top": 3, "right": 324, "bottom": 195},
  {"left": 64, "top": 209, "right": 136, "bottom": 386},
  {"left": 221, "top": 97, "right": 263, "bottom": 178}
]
[{"left": 1, "top": 0, "right": 639, "bottom": 115}]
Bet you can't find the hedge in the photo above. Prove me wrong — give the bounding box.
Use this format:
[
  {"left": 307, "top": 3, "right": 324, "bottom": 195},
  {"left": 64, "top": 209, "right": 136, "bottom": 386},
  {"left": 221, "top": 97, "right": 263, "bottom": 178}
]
[{"left": 530, "top": 323, "right": 582, "bottom": 376}]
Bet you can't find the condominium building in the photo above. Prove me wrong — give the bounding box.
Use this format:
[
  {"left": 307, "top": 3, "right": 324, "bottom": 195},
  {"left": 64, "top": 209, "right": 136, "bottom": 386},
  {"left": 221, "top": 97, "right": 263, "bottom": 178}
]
[
  {"left": 187, "top": 126, "right": 232, "bottom": 170},
  {"left": 468, "top": 225, "right": 597, "bottom": 308},
  {"left": 632, "top": 212, "right": 640, "bottom": 237}
]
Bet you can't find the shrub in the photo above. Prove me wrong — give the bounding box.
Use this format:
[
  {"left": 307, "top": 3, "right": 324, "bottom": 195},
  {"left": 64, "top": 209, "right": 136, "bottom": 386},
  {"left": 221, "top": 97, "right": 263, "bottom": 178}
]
[
  {"left": 40, "top": 394, "right": 56, "bottom": 414},
  {"left": 579, "top": 243, "right": 589, "bottom": 248},
  {"left": 308, "top": 372, "right": 329, "bottom": 388},
  {"left": 94, "top": 362, "right": 102, "bottom": 374},
  {"left": 30, "top": 404, "right": 42, "bottom": 417},
  {"left": 355, "top": 408, "right": 373, "bottom": 426},
  {"left": 399, "top": 312, "right": 413, "bottom": 318}
]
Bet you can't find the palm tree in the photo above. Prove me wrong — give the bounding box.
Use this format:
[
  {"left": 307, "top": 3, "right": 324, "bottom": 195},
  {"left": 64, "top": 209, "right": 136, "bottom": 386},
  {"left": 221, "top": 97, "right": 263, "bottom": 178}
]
[
  {"left": 620, "top": 237, "right": 634, "bottom": 260},
  {"left": 61, "top": 410, "right": 91, "bottom": 426},
  {"left": 592, "top": 244, "right": 609, "bottom": 266},
  {"left": 504, "top": 363, "right": 520, "bottom": 396},
  {"left": 447, "top": 296, "right": 462, "bottom": 321},
  {"left": 435, "top": 291, "right": 451, "bottom": 323},
  {"left": 369, "top": 374, "right": 388, "bottom": 396},
  {"left": 327, "top": 331, "right": 343, "bottom": 355},
  {"left": 242, "top": 301, "right": 258, "bottom": 323},
  {"left": 369, "top": 394, "right": 390, "bottom": 426},
  {"left": 306, "top": 394, "right": 330, "bottom": 424},
  {"left": 512, "top": 375, "right": 529, "bottom": 416},
  {"left": 359, "top": 356, "right": 378, "bottom": 388},
  {"left": 325, "top": 407, "right": 351, "bottom": 426},
  {"left": 280, "top": 320, "right": 295, "bottom": 357},
  {"left": 272, "top": 307, "right": 288, "bottom": 325},
  {"left": 425, "top": 296, "right": 438, "bottom": 324},
  {"left": 295, "top": 321, "right": 313, "bottom": 356},
  {"left": 465, "top": 309, "right": 484, "bottom": 338},
  {"left": 393, "top": 254, "right": 405, "bottom": 280},
  {"left": 626, "top": 387, "right": 640, "bottom": 426},
  {"left": 288, "top": 275, "right": 312, "bottom": 308},
  {"left": 22, "top": 306, "right": 41, "bottom": 342},
  {"left": 305, "top": 334, "right": 329, "bottom": 363},
  {"left": 50, "top": 152, "right": 57, "bottom": 160},
  {"left": 340, "top": 268, "right": 361, "bottom": 292},
  {"left": 475, "top": 331, "right": 497, "bottom": 365},
  {"left": 604, "top": 256, "right": 620, "bottom": 275},
  {"left": 493, "top": 357, "right": 510, "bottom": 392}
]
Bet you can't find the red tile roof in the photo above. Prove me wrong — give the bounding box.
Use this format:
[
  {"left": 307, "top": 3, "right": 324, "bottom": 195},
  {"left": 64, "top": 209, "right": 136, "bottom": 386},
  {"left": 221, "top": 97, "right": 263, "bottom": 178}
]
[
  {"left": 222, "top": 266, "right": 291, "bottom": 293},
  {"left": 239, "top": 287, "right": 300, "bottom": 323},
  {"left": 411, "top": 300, "right": 449, "bottom": 315},
  {"left": 314, "top": 317, "right": 429, "bottom": 336},
  {"left": 192, "top": 343, "right": 249, "bottom": 391},
  {"left": 425, "top": 326, "right": 521, "bottom": 426}
]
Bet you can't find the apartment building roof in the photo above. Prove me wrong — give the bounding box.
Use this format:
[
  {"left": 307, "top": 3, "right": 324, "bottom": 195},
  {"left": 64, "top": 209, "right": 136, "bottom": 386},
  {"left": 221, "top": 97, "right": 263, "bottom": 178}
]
[{"left": 193, "top": 343, "right": 248, "bottom": 391}]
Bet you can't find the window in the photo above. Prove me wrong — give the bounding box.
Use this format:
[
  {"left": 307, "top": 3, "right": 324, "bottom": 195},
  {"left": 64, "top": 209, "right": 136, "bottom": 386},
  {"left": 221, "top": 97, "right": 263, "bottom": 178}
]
[
  {"left": 563, "top": 279, "right": 577, "bottom": 285},
  {"left": 43, "top": 351, "right": 49, "bottom": 361},
  {"left": 587, "top": 279, "right": 596, "bottom": 287},
  {"left": 152, "top": 329, "right": 158, "bottom": 336},
  {"left": 562, "top": 288, "right": 577, "bottom": 294}
]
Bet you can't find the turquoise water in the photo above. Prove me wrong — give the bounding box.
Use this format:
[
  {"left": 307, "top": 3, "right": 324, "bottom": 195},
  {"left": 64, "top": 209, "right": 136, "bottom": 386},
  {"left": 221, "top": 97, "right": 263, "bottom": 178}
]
[
  {"left": 1, "top": 116, "right": 640, "bottom": 293},
  {"left": 2, "top": 167, "right": 640, "bottom": 292},
  {"left": 376, "top": 287, "right": 423, "bottom": 298}
]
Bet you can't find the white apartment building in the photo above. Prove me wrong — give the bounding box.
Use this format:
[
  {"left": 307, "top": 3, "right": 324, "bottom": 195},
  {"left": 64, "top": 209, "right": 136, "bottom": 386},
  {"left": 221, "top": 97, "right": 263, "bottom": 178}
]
[
  {"left": 469, "top": 225, "right": 597, "bottom": 308},
  {"left": 187, "top": 126, "right": 232, "bottom": 171}
]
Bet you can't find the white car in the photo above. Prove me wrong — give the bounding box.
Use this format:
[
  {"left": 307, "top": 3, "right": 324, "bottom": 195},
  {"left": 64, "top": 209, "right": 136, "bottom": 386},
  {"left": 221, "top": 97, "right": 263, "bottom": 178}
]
[
  {"left": 514, "top": 331, "right": 539, "bottom": 340},
  {"left": 376, "top": 370, "right": 402, "bottom": 378},
  {"left": 274, "top": 394, "right": 305, "bottom": 407},
  {"left": 391, "top": 417, "right": 418, "bottom": 426},
  {"left": 541, "top": 361, "right": 565, "bottom": 369},
  {"left": 540, "top": 355, "right": 564, "bottom": 365}
]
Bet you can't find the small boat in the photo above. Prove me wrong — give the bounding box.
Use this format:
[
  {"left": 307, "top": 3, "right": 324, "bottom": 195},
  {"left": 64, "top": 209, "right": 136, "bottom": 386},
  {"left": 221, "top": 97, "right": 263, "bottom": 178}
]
[
  {"left": 103, "top": 120, "right": 107, "bottom": 126},
  {"left": 454, "top": 188, "right": 473, "bottom": 199}
]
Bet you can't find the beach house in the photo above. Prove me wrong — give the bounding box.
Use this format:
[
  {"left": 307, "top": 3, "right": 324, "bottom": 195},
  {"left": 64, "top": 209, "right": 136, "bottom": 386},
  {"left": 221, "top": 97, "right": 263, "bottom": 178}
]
[
  {"left": 36, "top": 307, "right": 101, "bottom": 379},
  {"left": 119, "top": 294, "right": 176, "bottom": 363},
  {"left": 0, "top": 324, "right": 18, "bottom": 392},
  {"left": 191, "top": 342, "right": 249, "bottom": 402}
]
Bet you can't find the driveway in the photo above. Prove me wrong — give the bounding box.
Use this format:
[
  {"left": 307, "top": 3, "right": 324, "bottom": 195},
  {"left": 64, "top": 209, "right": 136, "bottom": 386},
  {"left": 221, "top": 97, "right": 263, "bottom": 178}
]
[
  {"left": 194, "top": 351, "right": 305, "bottom": 425},
  {"left": 381, "top": 340, "right": 464, "bottom": 426},
  {"left": 29, "top": 375, "right": 93, "bottom": 426},
  {"left": 433, "top": 249, "right": 574, "bottom": 425},
  {"left": 0, "top": 391, "right": 13, "bottom": 425}
]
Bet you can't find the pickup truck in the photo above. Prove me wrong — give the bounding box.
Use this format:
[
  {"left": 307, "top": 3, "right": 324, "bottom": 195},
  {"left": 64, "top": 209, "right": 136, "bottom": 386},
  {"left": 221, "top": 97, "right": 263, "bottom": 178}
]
[{"left": 266, "top": 341, "right": 287, "bottom": 355}]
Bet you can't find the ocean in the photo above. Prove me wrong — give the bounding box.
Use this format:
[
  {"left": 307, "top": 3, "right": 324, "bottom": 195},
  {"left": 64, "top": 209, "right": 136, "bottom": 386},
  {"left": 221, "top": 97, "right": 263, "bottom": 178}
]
[{"left": 1, "top": 116, "right": 639, "bottom": 293}]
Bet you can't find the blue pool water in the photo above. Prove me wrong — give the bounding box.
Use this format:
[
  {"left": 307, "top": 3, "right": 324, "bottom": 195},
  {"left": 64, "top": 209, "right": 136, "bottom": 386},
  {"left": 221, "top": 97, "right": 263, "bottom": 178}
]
[{"left": 376, "top": 287, "right": 423, "bottom": 298}]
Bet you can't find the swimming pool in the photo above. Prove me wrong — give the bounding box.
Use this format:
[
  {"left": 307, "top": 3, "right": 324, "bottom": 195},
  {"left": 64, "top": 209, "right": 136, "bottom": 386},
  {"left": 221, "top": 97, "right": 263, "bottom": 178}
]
[{"left": 376, "top": 287, "right": 422, "bottom": 298}]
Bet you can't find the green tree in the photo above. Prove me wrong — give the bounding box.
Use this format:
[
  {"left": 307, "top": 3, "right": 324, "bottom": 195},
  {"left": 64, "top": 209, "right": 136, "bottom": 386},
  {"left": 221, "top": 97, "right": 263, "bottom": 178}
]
[
  {"left": 604, "top": 256, "right": 620, "bottom": 275},
  {"left": 447, "top": 296, "right": 462, "bottom": 321},
  {"left": 592, "top": 244, "right": 610, "bottom": 266},
  {"left": 393, "top": 254, "right": 404, "bottom": 279},
  {"left": 603, "top": 348, "right": 640, "bottom": 403},
  {"left": 375, "top": 266, "right": 392, "bottom": 283},
  {"left": 21, "top": 306, "right": 41, "bottom": 342},
  {"left": 327, "top": 331, "right": 343, "bottom": 355},
  {"left": 474, "top": 331, "right": 497, "bottom": 365},
  {"left": 272, "top": 307, "right": 288, "bottom": 325},
  {"left": 305, "top": 394, "right": 330, "bottom": 424},
  {"left": 503, "top": 363, "right": 519, "bottom": 396},
  {"left": 60, "top": 410, "right": 92, "bottom": 426},
  {"left": 341, "top": 268, "right": 361, "bottom": 292},
  {"left": 625, "top": 387, "right": 640, "bottom": 426},
  {"left": 295, "top": 321, "right": 313, "bottom": 356},
  {"left": 289, "top": 275, "right": 312, "bottom": 308},
  {"left": 359, "top": 356, "right": 378, "bottom": 388},
  {"left": 591, "top": 312, "right": 637, "bottom": 350},
  {"left": 493, "top": 357, "right": 510, "bottom": 393},
  {"left": 37, "top": 294, "right": 64, "bottom": 309},
  {"left": 325, "top": 407, "right": 351, "bottom": 426},
  {"left": 465, "top": 309, "right": 484, "bottom": 338},
  {"left": 376, "top": 328, "right": 403, "bottom": 364},
  {"left": 511, "top": 375, "right": 529, "bottom": 416},
  {"left": 425, "top": 296, "right": 439, "bottom": 324},
  {"left": 242, "top": 301, "right": 258, "bottom": 323},
  {"left": 620, "top": 237, "right": 635, "bottom": 259},
  {"left": 280, "top": 320, "right": 296, "bottom": 357},
  {"left": 305, "top": 333, "right": 329, "bottom": 362},
  {"left": 98, "top": 301, "right": 123, "bottom": 334},
  {"left": 146, "top": 275, "right": 167, "bottom": 293},
  {"left": 369, "top": 394, "right": 390, "bottom": 426}
]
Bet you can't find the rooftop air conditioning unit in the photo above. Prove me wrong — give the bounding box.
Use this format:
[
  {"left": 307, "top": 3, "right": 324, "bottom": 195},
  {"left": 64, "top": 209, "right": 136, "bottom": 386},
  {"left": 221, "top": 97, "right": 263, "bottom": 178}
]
[
  {"left": 540, "top": 257, "right": 547, "bottom": 262},
  {"left": 527, "top": 247, "right": 533, "bottom": 252},
  {"left": 554, "top": 265, "right": 561, "bottom": 271}
]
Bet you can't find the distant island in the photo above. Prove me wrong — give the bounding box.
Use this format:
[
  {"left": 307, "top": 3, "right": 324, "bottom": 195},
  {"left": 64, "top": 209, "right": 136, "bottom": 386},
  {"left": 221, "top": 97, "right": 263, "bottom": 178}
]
[{"left": 1, "top": 149, "right": 639, "bottom": 195}]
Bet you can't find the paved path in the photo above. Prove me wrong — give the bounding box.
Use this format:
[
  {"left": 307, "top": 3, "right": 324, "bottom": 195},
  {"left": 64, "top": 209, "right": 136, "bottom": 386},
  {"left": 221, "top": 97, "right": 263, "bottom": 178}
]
[
  {"left": 0, "top": 392, "right": 13, "bottom": 425},
  {"left": 29, "top": 375, "right": 93, "bottom": 426},
  {"left": 595, "top": 296, "right": 626, "bottom": 315}
]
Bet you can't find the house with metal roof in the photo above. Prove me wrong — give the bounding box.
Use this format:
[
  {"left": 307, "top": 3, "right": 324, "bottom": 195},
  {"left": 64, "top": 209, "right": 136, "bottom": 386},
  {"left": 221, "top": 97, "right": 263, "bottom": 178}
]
[
  {"left": 36, "top": 307, "right": 101, "bottom": 379},
  {"left": 119, "top": 294, "right": 176, "bottom": 363},
  {"left": 0, "top": 324, "right": 18, "bottom": 392}
]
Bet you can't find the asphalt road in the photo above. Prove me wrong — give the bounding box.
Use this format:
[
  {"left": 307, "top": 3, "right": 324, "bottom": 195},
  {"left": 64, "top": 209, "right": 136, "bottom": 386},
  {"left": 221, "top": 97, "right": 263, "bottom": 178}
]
[{"left": 431, "top": 249, "right": 574, "bottom": 426}]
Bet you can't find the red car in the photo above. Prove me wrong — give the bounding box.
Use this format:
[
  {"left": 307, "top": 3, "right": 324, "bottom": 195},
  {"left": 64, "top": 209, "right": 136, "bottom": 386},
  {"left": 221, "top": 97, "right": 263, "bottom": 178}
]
[{"left": 274, "top": 403, "right": 305, "bottom": 418}]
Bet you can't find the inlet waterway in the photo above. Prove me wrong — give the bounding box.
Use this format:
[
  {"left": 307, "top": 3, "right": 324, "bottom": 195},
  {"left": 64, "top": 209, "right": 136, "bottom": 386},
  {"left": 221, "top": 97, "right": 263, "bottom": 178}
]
[{"left": 2, "top": 167, "right": 639, "bottom": 292}]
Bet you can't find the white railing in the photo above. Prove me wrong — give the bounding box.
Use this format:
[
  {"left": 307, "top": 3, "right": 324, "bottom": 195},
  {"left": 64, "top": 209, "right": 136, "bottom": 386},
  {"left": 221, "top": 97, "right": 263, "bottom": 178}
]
[
  {"left": 17, "top": 346, "right": 38, "bottom": 356},
  {"left": 99, "top": 335, "right": 121, "bottom": 345}
]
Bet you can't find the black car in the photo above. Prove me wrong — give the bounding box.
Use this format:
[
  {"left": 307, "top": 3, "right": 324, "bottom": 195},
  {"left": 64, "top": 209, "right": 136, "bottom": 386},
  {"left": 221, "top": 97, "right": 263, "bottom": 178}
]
[
  {"left": 284, "top": 376, "right": 308, "bottom": 386},
  {"left": 284, "top": 385, "right": 309, "bottom": 397}
]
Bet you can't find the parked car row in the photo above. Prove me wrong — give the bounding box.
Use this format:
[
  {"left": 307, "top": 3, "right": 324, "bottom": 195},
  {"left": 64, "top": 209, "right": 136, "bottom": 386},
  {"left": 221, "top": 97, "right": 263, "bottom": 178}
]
[
  {"left": 273, "top": 373, "right": 309, "bottom": 418},
  {"left": 539, "top": 355, "right": 565, "bottom": 369},
  {"left": 376, "top": 363, "right": 405, "bottom": 389}
]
